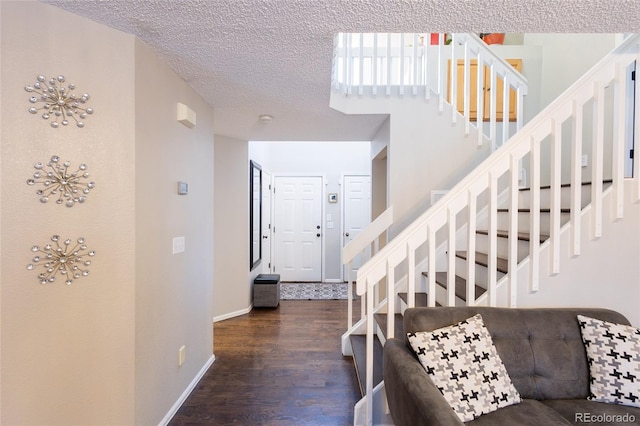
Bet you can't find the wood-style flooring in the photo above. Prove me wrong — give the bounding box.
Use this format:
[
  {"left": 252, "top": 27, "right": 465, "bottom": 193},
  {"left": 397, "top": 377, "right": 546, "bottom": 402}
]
[{"left": 169, "top": 300, "right": 361, "bottom": 425}]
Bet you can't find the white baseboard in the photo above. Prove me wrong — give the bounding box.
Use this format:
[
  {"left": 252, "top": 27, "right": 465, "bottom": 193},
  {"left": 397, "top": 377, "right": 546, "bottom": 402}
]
[
  {"left": 324, "top": 278, "right": 343, "bottom": 283},
  {"left": 158, "top": 354, "right": 216, "bottom": 426},
  {"left": 213, "top": 305, "right": 252, "bottom": 323}
]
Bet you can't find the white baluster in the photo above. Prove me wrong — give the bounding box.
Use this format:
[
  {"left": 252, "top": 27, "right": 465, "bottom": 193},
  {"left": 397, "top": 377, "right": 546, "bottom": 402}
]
[
  {"left": 516, "top": 85, "right": 524, "bottom": 133},
  {"left": 592, "top": 82, "right": 605, "bottom": 240},
  {"left": 413, "top": 33, "right": 419, "bottom": 95},
  {"left": 477, "top": 52, "right": 484, "bottom": 146},
  {"left": 502, "top": 74, "right": 510, "bottom": 147},
  {"left": 466, "top": 190, "right": 476, "bottom": 305},
  {"left": 387, "top": 259, "right": 395, "bottom": 339},
  {"left": 487, "top": 172, "right": 498, "bottom": 306},
  {"left": 550, "top": 118, "right": 562, "bottom": 276},
  {"left": 427, "top": 225, "right": 436, "bottom": 307},
  {"left": 463, "top": 41, "right": 470, "bottom": 133},
  {"left": 342, "top": 33, "right": 349, "bottom": 95},
  {"left": 346, "top": 33, "right": 353, "bottom": 96},
  {"left": 372, "top": 33, "right": 378, "bottom": 96},
  {"left": 509, "top": 155, "right": 520, "bottom": 307},
  {"left": 365, "top": 279, "right": 374, "bottom": 426},
  {"left": 570, "top": 100, "right": 583, "bottom": 257},
  {"left": 347, "top": 261, "right": 353, "bottom": 328},
  {"left": 438, "top": 34, "right": 444, "bottom": 111},
  {"left": 358, "top": 33, "right": 364, "bottom": 95},
  {"left": 529, "top": 137, "right": 540, "bottom": 293},
  {"left": 400, "top": 33, "right": 405, "bottom": 96},
  {"left": 424, "top": 39, "right": 430, "bottom": 100},
  {"left": 407, "top": 243, "right": 416, "bottom": 309},
  {"left": 612, "top": 63, "right": 626, "bottom": 220},
  {"left": 450, "top": 36, "right": 458, "bottom": 122},
  {"left": 386, "top": 33, "right": 392, "bottom": 96},
  {"left": 447, "top": 207, "right": 456, "bottom": 306},
  {"left": 489, "top": 64, "right": 497, "bottom": 150}
]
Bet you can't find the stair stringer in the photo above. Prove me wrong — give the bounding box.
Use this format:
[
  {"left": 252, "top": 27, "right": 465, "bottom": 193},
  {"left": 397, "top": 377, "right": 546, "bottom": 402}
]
[
  {"left": 353, "top": 382, "right": 394, "bottom": 426},
  {"left": 476, "top": 183, "right": 640, "bottom": 325}
]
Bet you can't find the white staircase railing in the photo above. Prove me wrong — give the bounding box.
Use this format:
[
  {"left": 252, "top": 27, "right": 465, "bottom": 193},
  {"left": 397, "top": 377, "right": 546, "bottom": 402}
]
[
  {"left": 354, "top": 34, "right": 640, "bottom": 425},
  {"left": 342, "top": 206, "right": 393, "bottom": 337},
  {"left": 332, "top": 32, "right": 528, "bottom": 149}
]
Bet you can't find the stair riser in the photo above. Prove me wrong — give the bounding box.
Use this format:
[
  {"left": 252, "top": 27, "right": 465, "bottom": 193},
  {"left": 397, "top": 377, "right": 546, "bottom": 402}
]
[
  {"left": 475, "top": 233, "right": 530, "bottom": 262},
  {"left": 433, "top": 281, "right": 467, "bottom": 307},
  {"left": 488, "top": 212, "right": 570, "bottom": 234},
  {"left": 518, "top": 185, "right": 593, "bottom": 210},
  {"left": 452, "top": 257, "right": 505, "bottom": 288}
]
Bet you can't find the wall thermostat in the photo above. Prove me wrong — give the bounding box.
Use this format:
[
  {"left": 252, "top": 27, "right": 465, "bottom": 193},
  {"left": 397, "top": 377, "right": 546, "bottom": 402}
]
[{"left": 177, "top": 181, "right": 188, "bottom": 195}]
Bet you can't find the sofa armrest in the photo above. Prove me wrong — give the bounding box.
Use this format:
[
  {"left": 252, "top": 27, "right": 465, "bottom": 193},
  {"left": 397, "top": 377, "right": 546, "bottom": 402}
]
[{"left": 383, "top": 338, "right": 464, "bottom": 426}]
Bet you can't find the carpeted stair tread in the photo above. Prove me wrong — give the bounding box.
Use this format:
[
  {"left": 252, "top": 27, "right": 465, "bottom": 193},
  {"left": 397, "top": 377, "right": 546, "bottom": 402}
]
[
  {"left": 349, "top": 334, "right": 383, "bottom": 397},
  {"left": 374, "top": 313, "right": 404, "bottom": 340},
  {"left": 456, "top": 251, "right": 509, "bottom": 274},
  {"left": 476, "top": 229, "right": 549, "bottom": 243}
]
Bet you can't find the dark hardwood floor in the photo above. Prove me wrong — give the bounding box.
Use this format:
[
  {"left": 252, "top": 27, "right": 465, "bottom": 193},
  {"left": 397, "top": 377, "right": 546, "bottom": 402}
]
[{"left": 169, "top": 300, "right": 361, "bottom": 425}]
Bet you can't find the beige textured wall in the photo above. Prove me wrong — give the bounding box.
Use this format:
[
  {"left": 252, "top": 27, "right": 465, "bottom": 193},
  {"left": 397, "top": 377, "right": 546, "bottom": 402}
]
[
  {"left": 1, "top": 2, "right": 136, "bottom": 424},
  {"left": 134, "top": 39, "right": 215, "bottom": 425},
  {"left": 213, "top": 135, "right": 250, "bottom": 320},
  {"left": 1, "top": 2, "right": 216, "bottom": 424}
]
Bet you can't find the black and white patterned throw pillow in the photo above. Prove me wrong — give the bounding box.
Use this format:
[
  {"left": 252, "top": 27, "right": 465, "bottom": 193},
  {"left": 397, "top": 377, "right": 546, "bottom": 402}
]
[
  {"left": 407, "top": 314, "right": 521, "bottom": 422},
  {"left": 577, "top": 315, "right": 640, "bottom": 408}
]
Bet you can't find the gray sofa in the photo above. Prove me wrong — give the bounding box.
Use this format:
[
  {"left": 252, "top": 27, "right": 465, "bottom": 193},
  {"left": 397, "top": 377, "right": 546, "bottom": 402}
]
[{"left": 384, "top": 307, "right": 640, "bottom": 425}]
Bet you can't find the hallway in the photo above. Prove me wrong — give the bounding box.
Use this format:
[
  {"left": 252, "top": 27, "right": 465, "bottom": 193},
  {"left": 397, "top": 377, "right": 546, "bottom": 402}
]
[{"left": 169, "top": 300, "right": 360, "bottom": 425}]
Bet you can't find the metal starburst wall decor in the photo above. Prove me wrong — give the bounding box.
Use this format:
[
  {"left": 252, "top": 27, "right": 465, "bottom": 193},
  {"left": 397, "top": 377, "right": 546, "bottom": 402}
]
[
  {"left": 27, "top": 235, "right": 95, "bottom": 285},
  {"left": 25, "top": 75, "right": 94, "bottom": 128},
  {"left": 26, "top": 155, "right": 95, "bottom": 207}
]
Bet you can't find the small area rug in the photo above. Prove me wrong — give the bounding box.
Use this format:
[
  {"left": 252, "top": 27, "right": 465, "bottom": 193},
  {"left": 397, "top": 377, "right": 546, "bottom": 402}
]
[{"left": 280, "top": 282, "right": 349, "bottom": 300}]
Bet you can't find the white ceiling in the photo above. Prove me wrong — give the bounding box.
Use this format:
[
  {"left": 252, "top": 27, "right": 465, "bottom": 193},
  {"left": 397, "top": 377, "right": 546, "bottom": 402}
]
[{"left": 42, "top": 0, "right": 640, "bottom": 142}]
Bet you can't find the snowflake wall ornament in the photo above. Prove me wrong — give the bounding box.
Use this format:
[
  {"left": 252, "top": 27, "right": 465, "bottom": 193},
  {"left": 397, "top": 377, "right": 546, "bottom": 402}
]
[
  {"left": 26, "top": 155, "right": 95, "bottom": 207},
  {"left": 24, "top": 75, "right": 94, "bottom": 128},
  {"left": 27, "top": 235, "right": 95, "bottom": 285}
]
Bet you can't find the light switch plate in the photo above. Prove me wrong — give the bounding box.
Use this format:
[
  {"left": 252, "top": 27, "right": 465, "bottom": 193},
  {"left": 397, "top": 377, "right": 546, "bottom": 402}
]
[{"left": 172, "top": 236, "right": 185, "bottom": 254}]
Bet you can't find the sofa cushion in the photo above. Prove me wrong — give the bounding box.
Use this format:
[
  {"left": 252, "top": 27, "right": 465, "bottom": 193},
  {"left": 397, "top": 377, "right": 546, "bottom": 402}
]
[
  {"left": 577, "top": 315, "right": 640, "bottom": 408},
  {"left": 407, "top": 314, "right": 521, "bottom": 422},
  {"left": 541, "top": 399, "right": 640, "bottom": 425},
  {"left": 403, "top": 307, "right": 631, "bottom": 401},
  {"left": 466, "top": 399, "right": 573, "bottom": 425}
]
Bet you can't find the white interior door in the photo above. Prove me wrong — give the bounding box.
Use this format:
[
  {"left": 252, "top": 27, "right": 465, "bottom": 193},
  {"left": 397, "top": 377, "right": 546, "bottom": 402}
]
[
  {"left": 343, "top": 175, "right": 371, "bottom": 281},
  {"left": 274, "top": 176, "right": 323, "bottom": 281},
  {"left": 261, "top": 171, "right": 272, "bottom": 273}
]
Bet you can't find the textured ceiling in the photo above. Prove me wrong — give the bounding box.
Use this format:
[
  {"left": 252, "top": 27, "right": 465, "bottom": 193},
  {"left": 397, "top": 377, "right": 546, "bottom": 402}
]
[{"left": 42, "top": 0, "right": 640, "bottom": 141}]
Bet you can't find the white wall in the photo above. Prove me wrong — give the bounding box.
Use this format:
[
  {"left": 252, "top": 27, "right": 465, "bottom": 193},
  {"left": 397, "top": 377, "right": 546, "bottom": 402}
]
[
  {"left": 508, "top": 183, "right": 640, "bottom": 326},
  {"left": 524, "top": 34, "right": 618, "bottom": 109},
  {"left": 134, "top": 40, "right": 215, "bottom": 425},
  {"left": 250, "top": 141, "right": 371, "bottom": 280},
  {"left": 371, "top": 118, "right": 390, "bottom": 219},
  {"left": 332, "top": 94, "right": 494, "bottom": 236},
  {"left": 1, "top": 3, "right": 216, "bottom": 424},
  {"left": 213, "top": 135, "right": 252, "bottom": 320}
]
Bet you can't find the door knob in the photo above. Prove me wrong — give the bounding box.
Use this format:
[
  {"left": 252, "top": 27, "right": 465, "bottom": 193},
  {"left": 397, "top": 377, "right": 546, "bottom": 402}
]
[
  {"left": 345, "top": 232, "right": 350, "bottom": 237},
  {"left": 316, "top": 225, "right": 321, "bottom": 229},
  {"left": 263, "top": 236, "right": 268, "bottom": 239},
  {"left": 316, "top": 233, "right": 321, "bottom": 238}
]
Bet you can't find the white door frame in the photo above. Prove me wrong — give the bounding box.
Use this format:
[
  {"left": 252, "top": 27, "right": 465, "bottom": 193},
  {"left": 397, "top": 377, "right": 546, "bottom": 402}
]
[
  {"left": 272, "top": 173, "right": 326, "bottom": 281},
  {"left": 340, "top": 173, "right": 372, "bottom": 282},
  {"left": 261, "top": 171, "right": 273, "bottom": 273}
]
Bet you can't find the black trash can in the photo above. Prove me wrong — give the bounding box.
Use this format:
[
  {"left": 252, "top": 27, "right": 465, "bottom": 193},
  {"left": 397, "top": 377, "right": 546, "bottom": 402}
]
[{"left": 253, "top": 274, "right": 281, "bottom": 308}]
